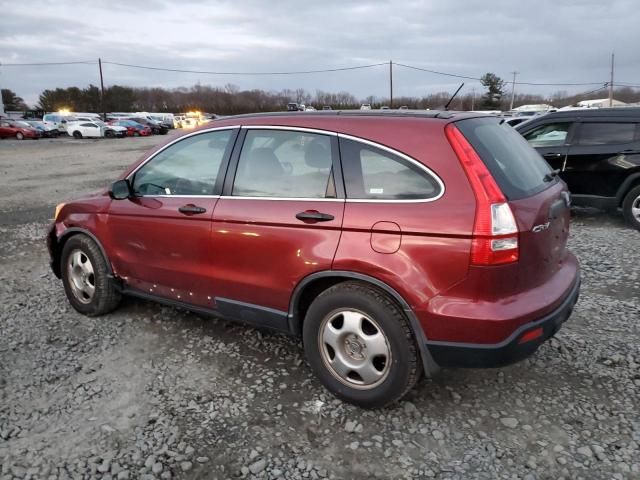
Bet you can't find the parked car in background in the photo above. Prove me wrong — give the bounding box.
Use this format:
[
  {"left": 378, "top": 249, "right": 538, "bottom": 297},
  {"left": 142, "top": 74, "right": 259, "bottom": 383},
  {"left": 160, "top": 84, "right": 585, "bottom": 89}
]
[
  {"left": 108, "top": 120, "right": 152, "bottom": 137},
  {"left": 322, "top": 106, "right": 332, "bottom": 110},
  {"left": 149, "top": 113, "right": 176, "bottom": 129},
  {"left": 398, "top": 106, "right": 409, "bottom": 110},
  {"left": 360, "top": 104, "right": 372, "bottom": 110},
  {"left": 127, "top": 117, "right": 168, "bottom": 135},
  {"left": 173, "top": 115, "right": 185, "bottom": 128},
  {"left": 287, "top": 103, "right": 300, "bottom": 112},
  {"left": 24, "top": 120, "right": 60, "bottom": 137},
  {"left": 0, "top": 119, "right": 40, "bottom": 140},
  {"left": 67, "top": 121, "right": 107, "bottom": 139},
  {"left": 516, "top": 108, "right": 640, "bottom": 230},
  {"left": 42, "top": 113, "right": 70, "bottom": 133},
  {"left": 504, "top": 116, "right": 532, "bottom": 127},
  {"left": 48, "top": 111, "right": 579, "bottom": 408}
]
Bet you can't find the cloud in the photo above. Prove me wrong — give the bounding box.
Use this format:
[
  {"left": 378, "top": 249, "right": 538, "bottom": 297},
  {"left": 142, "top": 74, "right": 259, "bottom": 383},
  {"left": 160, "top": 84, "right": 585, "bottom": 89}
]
[{"left": 1, "top": 0, "right": 639, "bottom": 107}]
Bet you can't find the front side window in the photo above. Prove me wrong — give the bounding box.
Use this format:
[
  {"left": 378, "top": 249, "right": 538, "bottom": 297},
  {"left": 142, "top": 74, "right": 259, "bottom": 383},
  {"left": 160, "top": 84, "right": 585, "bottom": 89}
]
[
  {"left": 233, "top": 129, "right": 334, "bottom": 198},
  {"left": 132, "top": 130, "right": 233, "bottom": 196},
  {"left": 578, "top": 122, "right": 637, "bottom": 145},
  {"left": 524, "top": 122, "right": 572, "bottom": 147},
  {"left": 339, "top": 138, "right": 441, "bottom": 200}
]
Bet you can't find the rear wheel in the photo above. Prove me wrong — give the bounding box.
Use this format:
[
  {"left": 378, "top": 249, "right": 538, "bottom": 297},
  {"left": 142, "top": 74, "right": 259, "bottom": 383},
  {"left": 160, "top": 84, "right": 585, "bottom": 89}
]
[
  {"left": 16, "top": 132, "right": 24, "bottom": 140},
  {"left": 622, "top": 185, "right": 640, "bottom": 231},
  {"left": 105, "top": 129, "right": 115, "bottom": 138},
  {"left": 302, "top": 281, "right": 422, "bottom": 408},
  {"left": 72, "top": 131, "right": 82, "bottom": 139},
  {"left": 133, "top": 131, "right": 140, "bottom": 137},
  {"left": 61, "top": 235, "right": 121, "bottom": 316}
]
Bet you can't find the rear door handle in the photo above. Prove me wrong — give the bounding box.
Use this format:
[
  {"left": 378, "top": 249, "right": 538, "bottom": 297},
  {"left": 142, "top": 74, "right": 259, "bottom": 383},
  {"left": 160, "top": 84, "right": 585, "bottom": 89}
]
[
  {"left": 178, "top": 204, "right": 207, "bottom": 215},
  {"left": 619, "top": 149, "right": 640, "bottom": 155},
  {"left": 543, "top": 152, "right": 562, "bottom": 158},
  {"left": 296, "top": 211, "right": 334, "bottom": 222}
]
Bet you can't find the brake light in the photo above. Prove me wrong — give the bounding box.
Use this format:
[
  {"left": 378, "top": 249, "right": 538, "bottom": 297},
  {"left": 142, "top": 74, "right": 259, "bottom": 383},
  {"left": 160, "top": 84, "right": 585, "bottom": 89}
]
[{"left": 445, "top": 124, "right": 519, "bottom": 265}]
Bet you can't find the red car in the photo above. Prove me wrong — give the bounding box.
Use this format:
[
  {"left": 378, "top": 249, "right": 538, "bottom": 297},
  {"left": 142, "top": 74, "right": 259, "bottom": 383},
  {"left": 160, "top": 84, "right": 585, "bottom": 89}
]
[
  {"left": 108, "top": 119, "right": 152, "bottom": 137},
  {"left": 48, "top": 111, "right": 580, "bottom": 407},
  {"left": 0, "top": 119, "right": 40, "bottom": 139}
]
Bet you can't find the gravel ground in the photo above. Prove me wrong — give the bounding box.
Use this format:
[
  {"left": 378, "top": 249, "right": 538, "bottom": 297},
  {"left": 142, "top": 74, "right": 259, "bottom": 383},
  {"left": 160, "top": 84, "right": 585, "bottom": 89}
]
[{"left": 0, "top": 135, "right": 639, "bottom": 480}]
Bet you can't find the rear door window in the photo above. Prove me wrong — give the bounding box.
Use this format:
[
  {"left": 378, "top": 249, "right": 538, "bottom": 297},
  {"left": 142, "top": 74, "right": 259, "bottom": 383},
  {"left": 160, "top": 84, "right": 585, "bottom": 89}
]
[
  {"left": 339, "top": 138, "right": 442, "bottom": 200},
  {"left": 577, "top": 122, "right": 637, "bottom": 145},
  {"left": 456, "top": 117, "right": 553, "bottom": 200}
]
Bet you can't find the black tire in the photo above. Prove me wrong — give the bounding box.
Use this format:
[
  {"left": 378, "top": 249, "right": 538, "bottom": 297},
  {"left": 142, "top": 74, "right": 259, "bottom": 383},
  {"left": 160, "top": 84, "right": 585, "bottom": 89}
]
[
  {"left": 133, "top": 131, "right": 140, "bottom": 137},
  {"left": 60, "top": 235, "right": 121, "bottom": 316},
  {"left": 302, "top": 281, "right": 422, "bottom": 408},
  {"left": 72, "top": 131, "right": 82, "bottom": 139},
  {"left": 622, "top": 184, "right": 640, "bottom": 231},
  {"left": 105, "top": 129, "right": 115, "bottom": 138}
]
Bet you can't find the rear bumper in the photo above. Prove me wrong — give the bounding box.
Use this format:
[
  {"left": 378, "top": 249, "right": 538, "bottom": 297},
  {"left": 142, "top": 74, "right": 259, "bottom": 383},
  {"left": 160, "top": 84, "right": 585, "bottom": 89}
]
[{"left": 426, "top": 275, "right": 580, "bottom": 368}]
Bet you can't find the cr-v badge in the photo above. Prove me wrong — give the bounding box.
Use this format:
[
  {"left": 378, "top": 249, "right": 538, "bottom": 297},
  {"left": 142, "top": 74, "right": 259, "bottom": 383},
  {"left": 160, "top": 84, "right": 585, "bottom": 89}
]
[{"left": 532, "top": 222, "right": 551, "bottom": 233}]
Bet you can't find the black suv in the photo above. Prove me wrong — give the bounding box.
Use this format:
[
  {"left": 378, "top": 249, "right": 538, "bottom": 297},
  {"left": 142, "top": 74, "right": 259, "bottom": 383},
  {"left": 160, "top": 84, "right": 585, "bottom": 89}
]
[{"left": 516, "top": 108, "right": 640, "bottom": 230}]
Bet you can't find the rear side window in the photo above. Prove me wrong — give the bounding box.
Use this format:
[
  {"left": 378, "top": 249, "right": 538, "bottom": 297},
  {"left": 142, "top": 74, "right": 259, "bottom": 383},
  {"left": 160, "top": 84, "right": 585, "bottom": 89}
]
[
  {"left": 578, "top": 122, "right": 637, "bottom": 145},
  {"left": 339, "top": 138, "right": 441, "bottom": 200},
  {"left": 523, "top": 122, "right": 571, "bottom": 147},
  {"left": 456, "top": 118, "right": 553, "bottom": 200}
]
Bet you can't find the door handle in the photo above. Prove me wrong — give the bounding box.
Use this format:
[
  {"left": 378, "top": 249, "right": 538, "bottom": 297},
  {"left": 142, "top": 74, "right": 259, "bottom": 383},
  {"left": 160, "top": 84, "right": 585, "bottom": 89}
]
[
  {"left": 178, "top": 204, "right": 207, "bottom": 215},
  {"left": 543, "top": 152, "right": 562, "bottom": 158},
  {"left": 619, "top": 149, "right": 640, "bottom": 155},
  {"left": 296, "top": 211, "right": 335, "bottom": 222}
]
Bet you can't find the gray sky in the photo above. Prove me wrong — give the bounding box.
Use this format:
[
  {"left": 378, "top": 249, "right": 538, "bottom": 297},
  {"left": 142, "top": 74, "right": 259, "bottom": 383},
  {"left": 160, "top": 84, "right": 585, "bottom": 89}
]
[{"left": 1, "top": 0, "right": 639, "bottom": 107}]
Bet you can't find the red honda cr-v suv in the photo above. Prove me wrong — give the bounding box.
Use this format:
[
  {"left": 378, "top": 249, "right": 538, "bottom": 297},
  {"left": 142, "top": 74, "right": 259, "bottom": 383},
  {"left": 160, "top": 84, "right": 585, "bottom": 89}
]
[{"left": 48, "top": 111, "right": 580, "bottom": 408}]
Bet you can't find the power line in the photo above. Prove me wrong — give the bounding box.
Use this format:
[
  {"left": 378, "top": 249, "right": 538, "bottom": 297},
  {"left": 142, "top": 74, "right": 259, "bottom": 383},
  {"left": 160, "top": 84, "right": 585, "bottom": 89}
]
[
  {"left": 393, "top": 62, "right": 482, "bottom": 81},
  {"left": 0, "top": 61, "right": 95, "bottom": 66},
  {"left": 101, "top": 61, "right": 388, "bottom": 75},
  {"left": 394, "top": 62, "right": 606, "bottom": 86}
]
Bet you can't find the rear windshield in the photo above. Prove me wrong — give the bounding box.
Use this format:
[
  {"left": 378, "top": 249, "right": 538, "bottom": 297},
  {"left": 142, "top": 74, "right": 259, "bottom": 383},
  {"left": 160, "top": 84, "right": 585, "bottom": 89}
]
[{"left": 456, "top": 117, "right": 554, "bottom": 200}]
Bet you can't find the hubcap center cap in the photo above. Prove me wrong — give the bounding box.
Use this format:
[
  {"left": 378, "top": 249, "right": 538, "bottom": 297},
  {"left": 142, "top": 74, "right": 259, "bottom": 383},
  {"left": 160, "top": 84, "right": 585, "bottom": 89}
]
[{"left": 344, "top": 334, "right": 366, "bottom": 360}]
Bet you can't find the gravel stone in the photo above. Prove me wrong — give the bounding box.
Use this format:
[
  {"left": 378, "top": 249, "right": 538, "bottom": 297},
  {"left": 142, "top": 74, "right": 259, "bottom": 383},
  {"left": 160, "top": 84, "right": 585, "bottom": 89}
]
[
  {"left": 249, "top": 459, "right": 267, "bottom": 474},
  {"left": 500, "top": 417, "right": 519, "bottom": 428}
]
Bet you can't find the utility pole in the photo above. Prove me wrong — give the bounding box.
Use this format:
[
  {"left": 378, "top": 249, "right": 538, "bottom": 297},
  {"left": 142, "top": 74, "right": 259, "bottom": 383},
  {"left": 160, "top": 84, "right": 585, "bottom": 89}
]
[
  {"left": 509, "top": 71, "right": 519, "bottom": 111},
  {"left": 98, "top": 58, "right": 106, "bottom": 120},
  {"left": 608, "top": 52, "right": 614, "bottom": 107},
  {"left": 0, "top": 63, "right": 4, "bottom": 117},
  {"left": 389, "top": 60, "right": 393, "bottom": 109},
  {"left": 471, "top": 88, "right": 475, "bottom": 111}
]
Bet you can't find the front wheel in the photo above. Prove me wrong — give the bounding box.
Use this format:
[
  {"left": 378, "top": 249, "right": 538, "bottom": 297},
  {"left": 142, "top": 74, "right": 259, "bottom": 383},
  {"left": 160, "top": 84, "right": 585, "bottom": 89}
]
[
  {"left": 72, "top": 131, "right": 82, "bottom": 139},
  {"left": 16, "top": 132, "right": 24, "bottom": 140},
  {"left": 302, "top": 281, "right": 422, "bottom": 408},
  {"left": 61, "top": 235, "right": 121, "bottom": 316},
  {"left": 622, "top": 185, "right": 640, "bottom": 231}
]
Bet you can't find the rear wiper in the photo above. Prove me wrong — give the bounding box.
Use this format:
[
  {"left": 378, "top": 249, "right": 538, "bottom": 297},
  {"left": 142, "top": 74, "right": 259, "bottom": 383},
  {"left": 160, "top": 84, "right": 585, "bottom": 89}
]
[{"left": 543, "top": 169, "right": 561, "bottom": 182}]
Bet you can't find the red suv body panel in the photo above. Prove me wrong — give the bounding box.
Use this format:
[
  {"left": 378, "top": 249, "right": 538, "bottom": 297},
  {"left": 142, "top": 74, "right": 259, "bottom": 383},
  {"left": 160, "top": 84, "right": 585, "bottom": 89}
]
[{"left": 48, "top": 111, "right": 580, "bottom": 372}]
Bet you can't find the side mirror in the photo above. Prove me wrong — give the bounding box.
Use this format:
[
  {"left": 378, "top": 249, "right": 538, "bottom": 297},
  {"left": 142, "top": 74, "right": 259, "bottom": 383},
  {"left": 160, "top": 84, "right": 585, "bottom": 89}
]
[
  {"left": 61, "top": 119, "right": 67, "bottom": 124},
  {"left": 109, "top": 179, "right": 132, "bottom": 200}
]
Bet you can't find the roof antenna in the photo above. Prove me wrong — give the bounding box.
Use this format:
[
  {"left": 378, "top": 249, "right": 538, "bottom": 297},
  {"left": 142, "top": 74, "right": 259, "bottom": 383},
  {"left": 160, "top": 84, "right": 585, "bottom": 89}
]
[{"left": 444, "top": 83, "right": 464, "bottom": 111}]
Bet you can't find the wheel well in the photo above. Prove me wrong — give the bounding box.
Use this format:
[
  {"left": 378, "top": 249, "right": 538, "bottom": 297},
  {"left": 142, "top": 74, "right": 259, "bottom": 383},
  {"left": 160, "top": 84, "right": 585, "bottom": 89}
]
[
  {"left": 53, "top": 230, "right": 113, "bottom": 277},
  {"left": 292, "top": 277, "right": 348, "bottom": 334},
  {"left": 617, "top": 173, "right": 640, "bottom": 206},
  {"left": 290, "top": 275, "right": 409, "bottom": 336}
]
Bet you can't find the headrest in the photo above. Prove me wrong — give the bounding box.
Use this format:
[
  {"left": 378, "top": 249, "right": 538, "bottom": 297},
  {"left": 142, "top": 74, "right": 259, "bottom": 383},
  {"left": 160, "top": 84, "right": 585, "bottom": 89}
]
[{"left": 304, "top": 140, "right": 331, "bottom": 169}]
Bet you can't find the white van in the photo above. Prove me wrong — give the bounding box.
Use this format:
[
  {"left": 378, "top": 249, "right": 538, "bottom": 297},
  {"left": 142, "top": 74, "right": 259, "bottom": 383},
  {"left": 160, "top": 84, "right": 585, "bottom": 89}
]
[{"left": 42, "top": 114, "right": 69, "bottom": 132}]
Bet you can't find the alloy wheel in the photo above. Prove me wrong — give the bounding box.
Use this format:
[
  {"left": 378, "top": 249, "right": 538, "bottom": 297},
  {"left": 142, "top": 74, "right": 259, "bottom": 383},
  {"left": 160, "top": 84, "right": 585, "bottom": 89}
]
[{"left": 67, "top": 249, "right": 96, "bottom": 304}]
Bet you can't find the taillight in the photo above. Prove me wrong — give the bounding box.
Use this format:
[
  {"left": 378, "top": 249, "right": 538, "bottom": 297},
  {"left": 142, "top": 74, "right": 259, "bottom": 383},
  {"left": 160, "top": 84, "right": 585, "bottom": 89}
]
[{"left": 445, "top": 124, "right": 519, "bottom": 265}]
